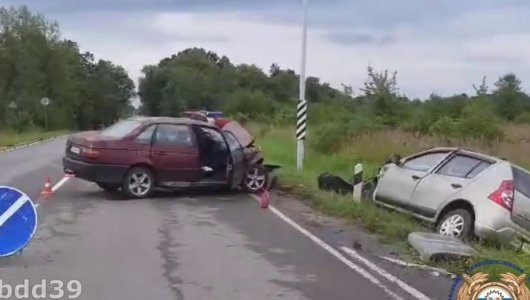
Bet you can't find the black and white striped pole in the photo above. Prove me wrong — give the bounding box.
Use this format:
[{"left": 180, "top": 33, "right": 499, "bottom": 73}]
[
  {"left": 353, "top": 163, "right": 363, "bottom": 202},
  {"left": 296, "top": 0, "right": 308, "bottom": 171}
]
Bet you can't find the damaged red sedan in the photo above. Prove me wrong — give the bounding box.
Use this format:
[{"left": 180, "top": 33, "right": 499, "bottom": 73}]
[{"left": 62, "top": 116, "right": 271, "bottom": 198}]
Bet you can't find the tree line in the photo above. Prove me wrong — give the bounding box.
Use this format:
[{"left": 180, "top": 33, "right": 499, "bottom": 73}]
[
  {"left": 3, "top": 5, "right": 530, "bottom": 147},
  {"left": 0, "top": 6, "right": 135, "bottom": 131},
  {"left": 139, "top": 47, "right": 530, "bottom": 145}
]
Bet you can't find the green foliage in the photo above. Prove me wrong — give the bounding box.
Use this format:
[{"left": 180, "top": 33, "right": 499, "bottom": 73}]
[
  {"left": 222, "top": 89, "right": 276, "bottom": 121},
  {"left": 0, "top": 5, "right": 135, "bottom": 131},
  {"left": 458, "top": 100, "right": 504, "bottom": 140},
  {"left": 515, "top": 112, "right": 530, "bottom": 124},
  {"left": 309, "top": 122, "right": 347, "bottom": 154},
  {"left": 429, "top": 116, "right": 459, "bottom": 137}
]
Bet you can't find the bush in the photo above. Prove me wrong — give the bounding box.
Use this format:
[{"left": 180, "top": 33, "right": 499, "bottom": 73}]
[
  {"left": 429, "top": 116, "right": 459, "bottom": 137},
  {"left": 309, "top": 122, "right": 347, "bottom": 154},
  {"left": 457, "top": 100, "right": 504, "bottom": 140},
  {"left": 7, "top": 110, "right": 36, "bottom": 132},
  {"left": 345, "top": 114, "right": 385, "bottom": 135},
  {"left": 514, "top": 112, "right": 530, "bottom": 124},
  {"left": 223, "top": 89, "right": 276, "bottom": 119}
]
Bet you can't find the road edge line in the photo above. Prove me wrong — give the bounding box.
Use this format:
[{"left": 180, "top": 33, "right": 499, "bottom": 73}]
[
  {"left": 341, "top": 246, "right": 431, "bottom": 300},
  {"left": 249, "top": 194, "right": 405, "bottom": 300},
  {"left": 380, "top": 256, "right": 454, "bottom": 277},
  {"left": 0, "top": 134, "right": 69, "bottom": 154}
]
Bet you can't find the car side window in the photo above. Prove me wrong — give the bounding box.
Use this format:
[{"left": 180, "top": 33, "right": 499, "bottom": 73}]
[
  {"left": 154, "top": 124, "right": 193, "bottom": 147},
  {"left": 402, "top": 152, "right": 448, "bottom": 172},
  {"left": 201, "top": 127, "right": 229, "bottom": 152},
  {"left": 135, "top": 125, "right": 156, "bottom": 144},
  {"left": 223, "top": 131, "right": 242, "bottom": 152},
  {"left": 466, "top": 161, "right": 492, "bottom": 178},
  {"left": 436, "top": 155, "right": 489, "bottom": 178}
]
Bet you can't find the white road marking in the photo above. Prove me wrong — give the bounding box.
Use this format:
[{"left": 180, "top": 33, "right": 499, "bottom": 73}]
[
  {"left": 380, "top": 256, "right": 454, "bottom": 276},
  {"left": 249, "top": 194, "right": 405, "bottom": 300},
  {"left": 0, "top": 194, "right": 30, "bottom": 227},
  {"left": 51, "top": 176, "right": 70, "bottom": 192},
  {"left": 341, "top": 247, "right": 431, "bottom": 300},
  {"left": 0, "top": 135, "right": 68, "bottom": 154}
]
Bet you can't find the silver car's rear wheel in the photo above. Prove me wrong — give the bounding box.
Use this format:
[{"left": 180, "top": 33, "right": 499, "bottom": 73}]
[
  {"left": 122, "top": 166, "right": 154, "bottom": 199},
  {"left": 436, "top": 208, "right": 473, "bottom": 239}
]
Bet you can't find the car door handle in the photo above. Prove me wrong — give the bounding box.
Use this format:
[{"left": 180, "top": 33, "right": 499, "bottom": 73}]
[
  {"left": 451, "top": 183, "right": 462, "bottom": 189},
  {"left": 411, "top": 175, "right": 420, "bottom": 180}
]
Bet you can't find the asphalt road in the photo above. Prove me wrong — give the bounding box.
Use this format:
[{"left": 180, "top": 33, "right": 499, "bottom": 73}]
[{"left": 0, "top": 137, "right": 452, "bottom": 300}]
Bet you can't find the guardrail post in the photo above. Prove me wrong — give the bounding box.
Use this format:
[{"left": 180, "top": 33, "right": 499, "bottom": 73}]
[{"left": 353, "top": 163, "right": 363, "bottom": 203}]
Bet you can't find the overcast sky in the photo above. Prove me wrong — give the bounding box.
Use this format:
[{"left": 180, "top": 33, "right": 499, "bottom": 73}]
[{"left": 3, "top": 0, "right": 530, "bottom": 98}]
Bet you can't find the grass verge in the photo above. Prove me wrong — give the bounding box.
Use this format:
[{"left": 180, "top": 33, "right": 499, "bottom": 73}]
[
  {"left": 251, "top": 123, "right": 530, "bottom": 279},
  {"left": 0, "top": 130, "right": 69, "bottom": 150}
]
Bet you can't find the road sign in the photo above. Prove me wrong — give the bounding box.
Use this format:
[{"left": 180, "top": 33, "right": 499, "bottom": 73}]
[
  {"left": 0, "top": 186, "right": 37, "bottom": 257},
  {"left": 40, "top": 97, "right": 50, "bottom": 107}
]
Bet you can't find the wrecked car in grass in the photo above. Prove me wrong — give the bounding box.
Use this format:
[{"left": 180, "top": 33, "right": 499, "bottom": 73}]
[
  {"left": 63, "top": 115, "right": 275, "bottom": 199},
  {"left": 364, "top": 147, "right": 530, "bottom": 247}
]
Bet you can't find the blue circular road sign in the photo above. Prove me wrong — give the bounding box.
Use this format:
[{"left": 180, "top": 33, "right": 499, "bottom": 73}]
[{"left": 0, "top": 186, "right": 37, "bottom": 257}]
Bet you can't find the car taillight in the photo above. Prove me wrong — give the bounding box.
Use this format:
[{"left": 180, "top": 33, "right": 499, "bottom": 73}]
[
  {"left": 83, "top": 148, "right": 101, "bottom": 159},
  {"left": 488, "top": 180, "right": 514, "bottom": 211}
]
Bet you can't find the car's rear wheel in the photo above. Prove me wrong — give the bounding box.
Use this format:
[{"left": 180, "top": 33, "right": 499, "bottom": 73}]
[
  {"left": 436, "top": 208, "right": 474, "bottom": 240},
  {"left": 122, "top": 166, "right": 154, "bottom": 199},
  {"left": 96, "top": 182, "right": 120, "bottom": 192},
  {"left": 242, "top": 164, "right": 269, "bottom": 193}
]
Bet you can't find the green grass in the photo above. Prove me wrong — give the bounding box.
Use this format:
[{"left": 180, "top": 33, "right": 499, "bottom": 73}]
[
  {"left": 0, "top": 130, "right": 69, "bottom": 150},
  {"left": 252, "top": 124, "right": 530, "bottom": 278}
]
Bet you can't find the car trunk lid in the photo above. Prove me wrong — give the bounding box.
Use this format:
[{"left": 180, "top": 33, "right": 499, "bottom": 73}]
[
  {"left": 67, "top": 131, "right": 123, "bottom": 149},
  {"left": 65, "top": 131, "right": 128, "bottom": 162}
]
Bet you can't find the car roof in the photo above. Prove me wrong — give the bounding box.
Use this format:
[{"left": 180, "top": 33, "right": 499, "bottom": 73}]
[
  {"left": 423, "top": 146, "right": 504, "bottom": 163},
  {"left": 129, "top": 116, "right": 216, "bottom": 128}
]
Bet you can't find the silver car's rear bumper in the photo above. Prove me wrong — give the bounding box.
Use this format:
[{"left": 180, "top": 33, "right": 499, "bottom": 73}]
[{"left": 475, "top": 220, "right": 530, "bottom": 247}]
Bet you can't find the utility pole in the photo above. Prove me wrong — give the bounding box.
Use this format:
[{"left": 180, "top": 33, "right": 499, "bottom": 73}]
[{"left": 296, "top": 0, "right": 308, "bottom": 171}]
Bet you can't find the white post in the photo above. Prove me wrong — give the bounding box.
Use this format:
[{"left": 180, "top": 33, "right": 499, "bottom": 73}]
[
  {"left": 353, "top": 163, "right": 363, "bottom": 203},
  {"left": 296, "top": 0, "right": 308, "bottom": 171}
]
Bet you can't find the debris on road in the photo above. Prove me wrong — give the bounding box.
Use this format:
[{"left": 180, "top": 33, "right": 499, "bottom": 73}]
[
  {"left": 317, "top": 172, "right": 353, "bottom": 195},
  {"left": 258, "top": 188, "right": 270, "bottom": 209},
  {"left": 408, "top": 232, "right": 476, "bottom": 262}
]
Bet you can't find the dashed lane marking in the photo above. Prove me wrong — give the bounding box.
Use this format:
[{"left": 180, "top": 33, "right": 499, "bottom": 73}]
[{"left": 249, "top": 194, "right": 406, "bottom": 300}]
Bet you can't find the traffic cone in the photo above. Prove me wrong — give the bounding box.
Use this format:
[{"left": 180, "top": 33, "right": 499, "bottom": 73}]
[
  {"left": 40, "top": 177, "right": 54, "bottom": 197},
  {"left": 259, "top": 188, "right": 270, "bottom": 209}
]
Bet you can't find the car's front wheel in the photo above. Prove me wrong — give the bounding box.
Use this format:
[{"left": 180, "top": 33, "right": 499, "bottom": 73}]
[
  {"left": 436, "top": 208, "right": 474, "bottom": 240},
  {"left": 242, "top": 165, "right": 269, "bottom": 193},
  {"left": 96, "top": 182, "right": 120, "bottom": 192},
  {"left": 122, "top": 166, "right": 154, "bottom": 199}
]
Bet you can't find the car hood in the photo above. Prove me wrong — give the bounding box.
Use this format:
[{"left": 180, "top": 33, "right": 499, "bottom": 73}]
[{"left": 221, "top": 121, "right": 254, "bottom": 148}]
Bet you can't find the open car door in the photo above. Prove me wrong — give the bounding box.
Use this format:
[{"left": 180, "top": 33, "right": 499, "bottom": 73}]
[{"left": 222, "top": 130, "right": 247, "bottom": 189}]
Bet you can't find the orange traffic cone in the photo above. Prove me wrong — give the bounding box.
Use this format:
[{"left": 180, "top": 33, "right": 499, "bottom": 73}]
[
  {"left": 259, "top": 188, "right": 270, "bottom": 209},
  {"left": 40, "top": 177, "right": 54, "bottom": 197}
]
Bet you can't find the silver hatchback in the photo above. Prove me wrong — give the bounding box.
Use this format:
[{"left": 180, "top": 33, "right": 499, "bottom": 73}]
[{"left": 372, "top": 147, "right": 530, "bottom": 247}]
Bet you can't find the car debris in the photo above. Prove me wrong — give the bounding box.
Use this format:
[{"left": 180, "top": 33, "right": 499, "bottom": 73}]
[
  {"left": 63, "top": 115, "right": 279, "bottom": 199},
  {"left": 317, "top": 173, "right": 353, "bottom": 195},
  {"left": 364, "top": 147, "right": 530, "bottom": 247},
  {"left": 408, "top": 232, "right": 476, "bottom": 262}
]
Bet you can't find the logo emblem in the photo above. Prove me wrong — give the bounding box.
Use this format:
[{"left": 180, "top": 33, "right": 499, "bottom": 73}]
[{"left": 456, "top": 272, "right": 530, "bottom": 300}]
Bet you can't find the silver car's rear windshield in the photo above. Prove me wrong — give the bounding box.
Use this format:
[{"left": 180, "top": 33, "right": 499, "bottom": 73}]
[{"left": 101, "top": 120, "right": 142, "bottom": 138}]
